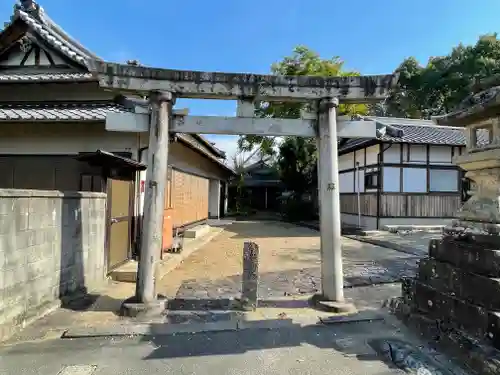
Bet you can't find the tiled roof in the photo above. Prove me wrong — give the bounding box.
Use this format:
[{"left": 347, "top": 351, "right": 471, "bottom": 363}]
[
  {"left": 11, "top": 2, "right": 99, "bottom": 67},
  {"left": 0, "top": 72, "right": 93, "bottom": 82},
  {"left": 0, "top": 100, "right": 234, "bottom": 172},
  {"left": 0, "top": 102, "right": 126, "bottom": 121},
  {"left": 338, "top": 116, "right": 485, "bottom": 153}
]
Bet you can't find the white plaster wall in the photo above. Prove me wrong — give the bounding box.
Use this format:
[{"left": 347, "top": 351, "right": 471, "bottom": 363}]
[
  {"left": 354, "top": 168, "right": 364, "bottom": 193},
  {"left": 341, "top": 213, "right": 377, "bottom": 230},
  {"left": 224, "top": 183, "right": 229, "bottom": 215},
  {"left": 405, "top": 144, "right": 427, "bottom": 164},
  {"left": 208, "top": 179, "right": 221, "bottom": 218},
  {"left": 383, "top": 144, "right": 401, "bottom": 163},
  {"left": 339, "top": 153, "right": 353, "bottom": 171},
  {"left": 343, "top": 145, "right": 380, "bottom": 169},
  {"left": 340, "top": 171, "right": 354, "bottom": 193},
  {"left": 429, "top": 145, "right": 452, "bottom": 164},
  {"left": 354, "top": 149, "right": 364, "bottom": 166},
  {"left": 365, "top": 145, "right": 379, "bottom": 165}
]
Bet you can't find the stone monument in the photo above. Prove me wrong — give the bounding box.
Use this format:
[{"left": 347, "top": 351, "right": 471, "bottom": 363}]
[{"left": 394, "top": 78, "right": 500, "bottom": 375}]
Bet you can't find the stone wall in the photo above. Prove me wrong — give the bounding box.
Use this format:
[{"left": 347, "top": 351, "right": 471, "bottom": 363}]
[{"left": 0, "top": 189, "right": 107, "bottom": 341}]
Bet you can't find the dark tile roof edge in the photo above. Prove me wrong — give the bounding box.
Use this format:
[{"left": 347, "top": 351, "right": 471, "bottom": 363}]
[
  {"left": 338, "top": 116, "right": 468, "bottom": 154},
  {"left": 3, "top": 1, "right": 100, "bottom": 69}
]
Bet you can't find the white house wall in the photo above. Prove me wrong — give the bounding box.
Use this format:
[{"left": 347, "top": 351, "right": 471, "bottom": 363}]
[
  {"left": 339, "top": 171, "right": 354, "bottom": 193},
  {"left": 339, "top": 144, "right": 379, "bottom": 193},
  {"left": 365, "top": 145, "right": 379, "bottom": 165},
  {"left": 338, "top": 153, "right": 353, "bottom": 171},
  {"left": 382, "top": 144, "right": 401, "bottom": 163},
  {"left": 381, "top": 144, "right": 462, "bottom": 193},
  {"left": 340, "top": 142, "right": 465, "bottom": 229}
]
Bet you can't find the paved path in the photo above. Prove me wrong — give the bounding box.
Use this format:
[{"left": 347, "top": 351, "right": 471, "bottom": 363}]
[
  {"left": 157, "top": 220, "right": 420, "bottom": 302},
  {"left": 347, "top": 230, "right": 441, "bottom": 257},
  {"left": 2, "top": 220, "right": 422, "bottom": 346},
  {"left": 0, "top": 314, "right": 469, "bottom": 375},
  {"left": 0, "top": 221, "right": 471, "bottom": 375}
]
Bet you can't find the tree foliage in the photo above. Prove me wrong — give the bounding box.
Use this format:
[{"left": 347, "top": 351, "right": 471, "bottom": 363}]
[
  {"left": 277, "top": 137, "right": 317, "bottom": 196},
  {"left": 381, "top": 34, "right": 500, "bottom": 118},
  {"left": 237, "top": 46, "right": 368, "bottom": 153},
  {"left": 237, "top": 46, "right": 368, "bottom": 199}
]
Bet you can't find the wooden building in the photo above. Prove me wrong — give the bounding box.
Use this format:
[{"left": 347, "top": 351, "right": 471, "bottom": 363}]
[
  {"left": 337, "top": 116, "right": 483, "bottom": 230},
  {"left": 0, "top": 1, "right": 233, "bottom": 271},
  {"left": 229, "top": 160, "right": 284, "bottom": 212}
]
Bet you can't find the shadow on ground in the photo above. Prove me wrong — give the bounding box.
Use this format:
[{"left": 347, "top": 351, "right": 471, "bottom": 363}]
[{"left": 140, "top": 316, "right": 464, "bottom": 375}]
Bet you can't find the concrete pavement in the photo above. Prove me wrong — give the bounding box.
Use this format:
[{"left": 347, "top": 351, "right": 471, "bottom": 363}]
[
  {"left": 0, "top": 310, "right": 469, "bottom": 375},
  {"left": 0, "top": 220, "right": 471, "bottom": 374},
  {"left": 1, "top": 220, "right": 422, "bottom": 345}
]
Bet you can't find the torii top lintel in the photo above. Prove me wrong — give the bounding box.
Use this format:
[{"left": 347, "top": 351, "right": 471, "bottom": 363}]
[{"left": 89, "top": 60, "right": 398, "bottom": 103}]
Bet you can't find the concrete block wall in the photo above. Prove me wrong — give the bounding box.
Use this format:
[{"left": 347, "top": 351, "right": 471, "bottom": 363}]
[{"left": 0, "top": 190, "right": 107, "bottom": 341}]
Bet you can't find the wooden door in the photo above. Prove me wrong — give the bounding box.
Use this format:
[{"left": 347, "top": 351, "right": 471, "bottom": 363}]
[{"left": 107, "top": 178, "right": 133, "bottom": 270}]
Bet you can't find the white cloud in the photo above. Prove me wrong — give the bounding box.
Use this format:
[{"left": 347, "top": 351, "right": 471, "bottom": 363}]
[
  {"left": 204, "top": 134, "right": 240, "bottom": 161},
  {"left": 205, "top": 134, "right": 285, "bottom": 168}
]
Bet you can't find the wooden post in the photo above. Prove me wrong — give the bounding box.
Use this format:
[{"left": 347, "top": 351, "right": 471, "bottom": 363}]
[{"left": 136, "top": 91, "right": 173, "bottom": 304}]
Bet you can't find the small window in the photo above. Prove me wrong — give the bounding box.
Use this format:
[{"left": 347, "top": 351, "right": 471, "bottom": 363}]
[
  {"left": 429, "top": 169, "right": 458, "bottom": 192},
  {"left": 80, "top": 174, "right": 93, "bottom": 191},
  {"left": 80, "top": 174, "right": 103, "bottom": 192},
  {"left": 364, "top": 172, "right": 379, "bottom": 189}
]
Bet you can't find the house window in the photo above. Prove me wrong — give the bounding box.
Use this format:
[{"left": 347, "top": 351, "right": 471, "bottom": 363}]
[
  {"left": 403, "top": 168, "right": 427, "bottom": 192},
  {"left": 383, "top": 167, "right": 401, "bottom": 192},
  {"left": 429, "top": 169, "right": 458, "bottom": 192},
  {"left": 364, "top": 172, "right": 379, "bottom": 189},
  {"left": 80, "top": 174, "right": 102, "bottom": 192}
]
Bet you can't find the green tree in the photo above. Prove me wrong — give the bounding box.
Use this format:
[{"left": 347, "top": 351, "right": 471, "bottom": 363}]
[
  {"left": 277, "top": 136, "right": 317, "bottom": 196},
  {"left": 380, "top": 34, "right": 500, "bottom": 118},
  {"left": 237, "top": 46, "right": 368, "bottom": 153}
]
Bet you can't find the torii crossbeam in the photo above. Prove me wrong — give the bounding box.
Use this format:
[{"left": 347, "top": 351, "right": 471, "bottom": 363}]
[{"left": 89, "top": 60, "right": 397, "bottom": 312}]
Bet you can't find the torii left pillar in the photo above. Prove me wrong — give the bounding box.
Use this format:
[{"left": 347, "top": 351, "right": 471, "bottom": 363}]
[
  {"left": 136, "top": 91, "right": 174, "bottom": 304},
  {"left": 313, "top": 97, "right": 356, "bottom": 313}
]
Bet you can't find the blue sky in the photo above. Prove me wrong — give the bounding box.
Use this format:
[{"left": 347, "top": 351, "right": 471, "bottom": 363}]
[{"left": 3, "top": 0, "right": 500, "bottom": 160}]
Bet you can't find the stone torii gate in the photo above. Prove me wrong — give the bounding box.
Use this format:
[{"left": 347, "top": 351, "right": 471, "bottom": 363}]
[{"left": 90, "top": 60, "right": 397, "bottom": 311}]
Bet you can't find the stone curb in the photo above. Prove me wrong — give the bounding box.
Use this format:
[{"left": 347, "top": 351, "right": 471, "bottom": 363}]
[
  {"left": 343, "top": 235, "right": 424, "bottom": 257},
  {"left": 61, "top": 310, "right": 386, "bottom": 339},
  {"left": 61, "top": 318, "right": 303, "bottom": 339}
]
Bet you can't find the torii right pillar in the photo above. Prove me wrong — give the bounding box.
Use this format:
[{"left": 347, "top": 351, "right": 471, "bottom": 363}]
[
  {"left": 313, "top": 97, "right": 356, "bottom": 313},
  {"left": 394, "top": 80, "right": 500, "bottom": 375}
]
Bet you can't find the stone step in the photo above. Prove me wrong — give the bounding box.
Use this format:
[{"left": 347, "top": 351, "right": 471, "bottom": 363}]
[
  {"left": 183, "top": 224, "right": 211, "bottom": 239},
  {"left": 441, "top": 229, "right": 500, "bottom": 248},
  {"left": 429, "top": 238, "right": 500, "bottom": 278},
  {"left": 405, "top": 312, "right": 500, "bottom": 375},
  {"left": 109, "top": 260, "right": 137, "bottom": 283},
  {"left": 413, "top": 281, "right": 500, "bottom": 349},
  {"left": 418, "top": 258, "right": 500, "bottom": 311}
]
